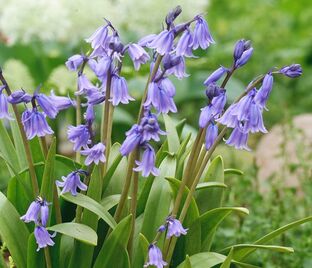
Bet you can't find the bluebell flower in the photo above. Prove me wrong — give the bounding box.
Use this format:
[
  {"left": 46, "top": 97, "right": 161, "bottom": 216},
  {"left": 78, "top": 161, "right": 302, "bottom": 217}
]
[
  {"left": 148, "top": 29, "right": 174, "bottom": 55},
  {"left": 166, "top": 217, "right": 188, "bottom": 238},
  {"left": 84, "top": 104, "right": 95, "bottom": 124},
  {"left": 205, "top": 83, "right": 222, "bottom": 100},
  {"left": 226, "top": 126, "right": 251, "bottom": 151},
  {"left": 22, "top": 109, "right": 53, "bottom": 140},
  {"left": 49, "top": 90, "right": 75, "bottom": 111},
  {"left": 176, "top": 28, "right": 194, "bottom": 57},
  {"left": 138, "top": 34, "right": 157, "bottom": 47},
  {"left": 80, "top": 142, "right": 106, "bottom": 165},
  {"left": 199, "top": 105, "right": 214, "bottom": 128},
  {"left": 76, "top": 74, "right": 98, "bottom": 95},
  {"left": 140, "top": 111, "right": 166, "bottom": 142},
  {"left": 90, "top": 56, "right": 111, "bottom": 78},
  {"left": 231, "top": 88, "right": 257, "bottom": 121},
  {"left": 128, "top": 43, "right": 150, "bottom": 70},
  {"left": 159, "top": 78, "right": 176, "bottom": 97},
  {"left": 7, "top": 89, "right": 32, "bottom": 104},
  {"left": 216, "top": 103, "right": 238, "bottom": 128},
  {"left": 34, "top": 226, "right": 55, "bottom": 251},
  {"left": 210, "top": 89, "right": 227, "bottom": 115},
  {"left": 254, "top": 73, "right": 274, "bottom": 109},
  {"left": 279, "top": 64, "right": 302, "bottom": 78},
  {"left": 205, "top": 122, "right": 218, "bottom": 150},
  {"left": 233, "top": 39, "right": 251, "bottom": 62},
  {"left": 120, "top": 124, "right": 143, "bottom": 156},
  {"left": 0, "top": 86, "right": 13, "bottom": 120},
  {"left": 203, "top": 66, "right": 228, "bottom": 86},
  {"left": 110, "top": 74, "right": 134, "bottom": 106},
  {"left": 144, "top": 244, "right": 167, "bottom": 268},
  {"left": 133, "top": 145, "right": 159, "bottom": 177},
  {"left": 65, "top": 54, "right": 85, "bottom": 71},
  {"left": 86, "top": 88, "right": 105, "bottom": 105},
  {"left": 20, "top": 197, "right": 49, "bottom": 226},
  {"left": 235, "top": 47, "right": 253, "bottom": 68},
  {"left": 67, "top": 124, "right": 90, "bottom": 151},
  {"left": 163, "top": 55, "right": 188, "bottom": 79},
  {"left": 56, "top": 171, "right": 87, "bottom": 196},
  {"left": 242, "top": 102, "right": 267, "bottom": 134},
  {"left": 35, "top": 93, "right": 58, "bottom": 119},
  {"left": 192, "top": 15, "right": 215, "bottom": 50},
  {"left": 85, "top": 24, "right": 109, "bottom": 49}
]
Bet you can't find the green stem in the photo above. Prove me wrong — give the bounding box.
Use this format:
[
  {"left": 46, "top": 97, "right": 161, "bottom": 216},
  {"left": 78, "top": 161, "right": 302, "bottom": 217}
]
[
  {"left": 0, "top": 69, "right": 39, "bottom": 198},
  {"left": 75, "top": 95, "right": 81, "bottom": 163},
  {"left": 44, "top": 247, "right": 52, "bottom": 268}
]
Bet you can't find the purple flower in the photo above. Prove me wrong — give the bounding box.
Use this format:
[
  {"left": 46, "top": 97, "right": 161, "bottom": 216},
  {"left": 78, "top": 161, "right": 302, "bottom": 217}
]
[
  {"left": 7, "top": 89, "right": 32, "bottom": 104},
  {"left": 34, "top": 226, "right": 55, "bottom": 251},
  {"left": 242, "top": 102, "right": 267, "bottom": 134},
  {"left": 216, "top": 103, "right": 238, "bottom": 128},
  {"left": 159, "top": 78, "right": 176, "bottom": 97},
  {"left": 85, "top": 104, "right": 95, "bottom": 124},
  {"left": 144, "top": 82, "right": 177, "bottom": 114},
  {"left": 205, "top": 83, "right": 222, "bottom": 100},
  {"left": 65, "top": 54, "right": 85, "bottom": 71},
  {"left": 49, "top": 90, "right": 75, "bottom": 111},
  {"left": 67, "top": 125, "right": 90, "bottom": 151},
  {"left": 148, "top": 30, "right": 174, "bottom": 55},
  {"left": 204, "top": 66, "right": 228, "bottom": 86},
  {"left": 254, "top": 73, "right": 274, "bottom": 109},
  {"left": 192, "top": 15, "right": 215, "bottom": 50},
  {"left": 144, "top": 244, "right": 167, "bottom": 268},
  {"left": 20, "top": 197, "right": 49, "bottom": 226},
  {"left": 80, "top": 142, "right": 106, "bottom": 165},
  {"left": 233, "top": 39, "right": 251, "bottom": 62},
  {"left": 205, "top": 122, "right": 218, "bottom": 150},
  {"left": 279, "top": 64, "right": 302, "bottom": 78},
  {"left": 199, "top": 105, "right": 214, "bottom": 128},
  {"left": 166, "top": 217, "right": 188, "bottom": 238},
  {"left": 140, "top": 111, "right": 166, "bottom": 142},
  {"left": 231, "top": 88, "right": 257, "bottom": 121},
  {"left": 0, "top": 86, "right": 13, "bottom": 120},
  {"left": 22, "top": 109, "right": 53, "bottom": 140},
  {"left": 120, "top": 124, "right": 142, "bottom": 156},
  {"left": 86, "top": 88, "right": 105, "bottom": 105},
  {"left": 235, "top": 47, "right": 253, "bottom": 68},
  {"left": 85, "top": 24, "right": 109, "bottom": 49},
  {"left": 56, "top": 171, "right": 87, "bottom": 196},
  {"left": 90, "top": 56, "right": 111, "bottom": 78},
  {"left": 35, "top": 93, "right": 58, "bottom": 119},
  {"left": 163, "top": 55, "right": 188, "bottom": 79},
  {"left": 138, "top": 34, "right": 157, "bottom": 47},
  {"left": 128, "top": 43, "right": 150, "bottom": 70},
  {"left": 211, "top": 89, "right": 227, "bottom": 115},
  {"left": 176, "top": 28, "right": 194, "bottom": 57},
  {"left": 110, "top": 75, "right": 134, "bottom": 106},
  {"left": 76, "top": 74, "right": 98, "bottom": 95},
  {"left": 133, "top": 145, "right": 159, "bottom": 177},
  {"left": 226, "top": 126, "right": 251, "bottom": 151}
]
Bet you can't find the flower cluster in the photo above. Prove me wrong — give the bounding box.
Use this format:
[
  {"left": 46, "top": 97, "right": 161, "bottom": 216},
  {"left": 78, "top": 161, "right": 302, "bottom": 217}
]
[{"left": 20, "top": 196, "right": 55, "bottom": 251}]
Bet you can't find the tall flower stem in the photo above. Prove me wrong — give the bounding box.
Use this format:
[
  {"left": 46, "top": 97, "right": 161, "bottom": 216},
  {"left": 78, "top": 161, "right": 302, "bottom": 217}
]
[
  {"left": 0, "top": 68, "right": 39, "bottom": 197},
  {"left": 44, "top": 247, "right": 52, "bottom": 268},
  {"left": 75, "top": 96, "right": 81, "bottom": 163},
  {"left": 40, "top": 136, "right": 62, "bottom": 224}
]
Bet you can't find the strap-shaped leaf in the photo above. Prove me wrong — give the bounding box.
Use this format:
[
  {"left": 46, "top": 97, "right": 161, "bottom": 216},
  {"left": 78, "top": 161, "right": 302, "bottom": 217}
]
[
  {"left": 61, "top": 193, "right": 116, "bottom": 229},
  {"left": 47, "top": 222, "right": 97, "bottom": 246},
  {"left": 0, "top": 192, "right": 29, "bottom": 268},
  {"left": 163, "top": 113, "right": 180, "bottom": 155}
]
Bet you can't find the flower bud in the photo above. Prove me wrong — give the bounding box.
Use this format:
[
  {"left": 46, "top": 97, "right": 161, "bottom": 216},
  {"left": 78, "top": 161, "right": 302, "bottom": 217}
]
[{"left": 165, "top": 6, "right": 182, "bottom": 27}]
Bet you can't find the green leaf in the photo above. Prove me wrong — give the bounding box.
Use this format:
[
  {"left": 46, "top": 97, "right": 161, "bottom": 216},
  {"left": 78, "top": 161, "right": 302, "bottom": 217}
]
[
  {"left": 195, "top": 155, "right": 225, "bottom": 214},
  {"left": 163, "top": 114, "right": 180, "bottom": 155},
  {"left": 140, "top": 156, "right": 176, "bottom": 244},
  {"left": 132, "top": 231, "right": 149, "bottom": 268},
  {"left": 0, "top": 192, "right": 29, "bottom": 268},
  {"left": 0, "top": 120, "right": 20, "bottom": 175},
  {"left": 47, "top": 223, "right": 97, "bottom": 246},
  {"left": 100, "top": 194, "right": 122, "bottom": 211},
  {"left": 175, "top": 118, "right": 187, "bottom": 138},
  {"left": 224, "top": 168, "right": 244, "bottom": 175},
  {"left": 233, "top": 216, "right": 312, "bottom": 261},
  {"left": 196, "top": 181, "right": 227, "bottom": 190},
  {"left": 29, "top": 137, "right": 45, "bottom": 164},
  {"left": 61, "top": 193, "right": 116, "bottom": 229},
  {"left": 183, "top": 255, "right": 192, "bottom": 268},
  {"left": 229, "top": 244, "right": 294, "bottom": 255},
  {"left": 200, "top": 207, "right": 249, "bottom": 251},
  {"left": 220, "top": 248, "right": 233, "bottom": 268},
  {"left": 40, "top": 138, "right": 56, "bottom": 202},
  {"left": 93, "top": 215, "right": 132, "bottom": 268},
  {"left": 177, "top": 252, "right": 226, "bottom": 268}
]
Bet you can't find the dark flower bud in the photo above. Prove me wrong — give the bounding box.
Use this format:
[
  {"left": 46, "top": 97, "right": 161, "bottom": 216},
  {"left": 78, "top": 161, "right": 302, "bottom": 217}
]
[
  {"left": 8, "top": 89, "right": 32, "bottom": 104},
  {"left": 165, "top": 6, "right": 182, "bottom": 27},
  {"left": 233, "top": 39, "right": 252, "bottom": 63},
  {"left": 205, "top": 83, "right": 222, "bottom": 100},
  {"left": 279, "top": 64, "right": 302, "bottom": 78},
  {"left": 109, "top": 36, "right": 124, "bottom": 53},
  {"left": 163, "top": 55, "right": 182, "bottom": 70}
]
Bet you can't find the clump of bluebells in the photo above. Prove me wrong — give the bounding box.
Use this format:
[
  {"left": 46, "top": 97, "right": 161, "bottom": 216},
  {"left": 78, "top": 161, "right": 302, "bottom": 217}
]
[{"left": 0, "top": 6, "right": 304, "bottom": 268}]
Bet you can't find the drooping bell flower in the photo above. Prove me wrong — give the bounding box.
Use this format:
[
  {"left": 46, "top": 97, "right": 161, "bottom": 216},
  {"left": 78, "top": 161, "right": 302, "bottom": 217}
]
[
  {"left": 140, "top": 111, "right": 166, "bottom": 142},
  {"left": 226, "top": 126, "right": 251, "bottom": 151},
  {"left": 86, "top": 88, "right": 106, "bottom": 105},
  {"left": 144, "top": 244, "right": 167, "bottom": 268},
  {"left": 133, "top": 144, "right": 159, "bottom": 177},
  {"left": 235, "top": 47, "right": 253, "bottom": 68},
  {"left": 20, "top": 197, "right": 49, "bottom": 226},
  {"left": 56, "top": 170, "right": 87, "bottom": 196},
  {"left": 203, "top": 66, "right": 228, "bottom": 86},
  {"left": 120, "top": 124, "right": 143, "bottom": 156},
  {"left": 49, "top": 90, "right": 75, "bottom": 111},
  {"left": 148, "top": 29, "right": 174, "bottom": 55},
  {"left": 22, "top": 108, "right": 53, "bottom": 140},
  {"left": 138, "top": 34, "right": 157, "bottom": 47},
  {"left": 90, "top": 56, "right": 111, "bottom": 78},
  {"left": 76, "top": 74, "right": 98, "bottom": 95},
  {"left": 35, "top": 93, "right": 58, "bottom": 119},
  {"left": 192, "top": 15, "right": 215, "bottom": 50},
  {"left": 128, "top": 43, "right": 150, "bottom": 71},
  {"left": 0, "top": 86, "right": 13, "bottom": 120},
  {"left": 231, "top": 88, "right": 257, "bottom": 121},
  {"left": 216, "top": 103, "right": 238, "bottom": 129},
  {"left": 7, "top": 89, "right": 32, "bottom": 104},
  {"left": 80, "top": 142, "right": 106, "bottom": 165},
  {"left": 163, "top": 54, "right": 188, "bottom": 79},
  {"left": 85, "top": 24, "right": 109, "bottom": 49},
  {"left": 34, "top": 226, "right": 55, "bottom": 251},
  {"left": 242, "top": 102, "right": 267, "bottom": 134},
  {"left": 110, "top": 74, "right": 134, "bottom": 106},
  {"left": 205, "top": 122, "right": 218, "bottom": 150},
  {"left": 166, "top": 217, "right": 188, "bottom": 238},
  {"left": 65, "top": 54, "right": 85, "bottom": 71},
  {"left": 254, "top": 73, "right": 274, "bottom": 109},
  {"left": 176, "top": 28, "right": 194, "bottom": 57},
  {"left": 67, "top": 124, "right": 90, "bottom": 151}
]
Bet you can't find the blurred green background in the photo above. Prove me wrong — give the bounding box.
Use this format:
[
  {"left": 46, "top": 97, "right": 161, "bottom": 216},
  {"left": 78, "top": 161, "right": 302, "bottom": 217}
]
[{"left": 0, "top": 0, "right": 311, "bottom": 267}]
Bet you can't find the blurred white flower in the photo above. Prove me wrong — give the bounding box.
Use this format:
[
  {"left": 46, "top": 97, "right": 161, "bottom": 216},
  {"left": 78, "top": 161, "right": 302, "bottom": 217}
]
[{"left": 0, "top": 0, "right": 209, "bottom": 45}]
